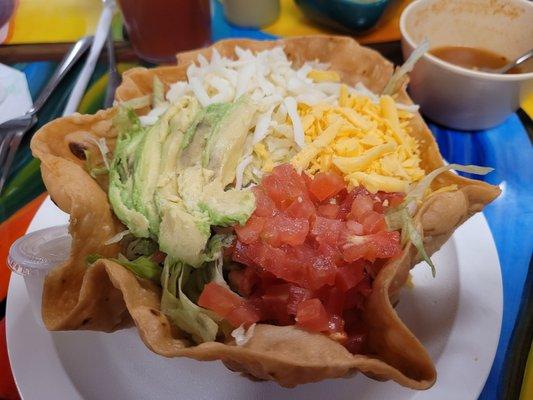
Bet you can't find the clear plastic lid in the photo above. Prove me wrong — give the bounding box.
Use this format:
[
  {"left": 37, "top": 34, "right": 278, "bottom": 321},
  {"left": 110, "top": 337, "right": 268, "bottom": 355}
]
[{"left": 8, "top": 225, "right": 71, "bottom": 277}]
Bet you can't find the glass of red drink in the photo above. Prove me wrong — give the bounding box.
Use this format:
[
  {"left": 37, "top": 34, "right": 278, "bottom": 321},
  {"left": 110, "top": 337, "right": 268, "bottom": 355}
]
[{"left": 118, "top": 0, "right": 212, "bottom": 64}]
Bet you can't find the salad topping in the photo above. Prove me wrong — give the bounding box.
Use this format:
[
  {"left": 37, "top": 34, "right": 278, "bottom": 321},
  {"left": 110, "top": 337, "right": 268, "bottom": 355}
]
[
  {"left": 83, "top": 44, "right": 492, "bottom": 350},
  {"left": 199, "top": 164, "right": 402, "bottom": 351}
]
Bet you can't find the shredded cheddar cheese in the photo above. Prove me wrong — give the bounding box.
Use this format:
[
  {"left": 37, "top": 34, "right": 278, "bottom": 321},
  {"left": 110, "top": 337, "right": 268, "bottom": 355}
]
[{"left": 290, "top": 84, "right": 426, "bottom": 193}]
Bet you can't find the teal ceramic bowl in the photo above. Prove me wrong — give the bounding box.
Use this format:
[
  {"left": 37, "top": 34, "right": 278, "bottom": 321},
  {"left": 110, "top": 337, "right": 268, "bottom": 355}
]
[{"left": 294, "top": 0, "right": 391, "bottom": 33}]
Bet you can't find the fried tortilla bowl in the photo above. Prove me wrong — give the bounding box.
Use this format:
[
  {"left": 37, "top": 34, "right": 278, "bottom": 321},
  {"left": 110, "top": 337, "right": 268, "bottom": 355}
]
[{"left": 30, "top": 35, "right": 500, "bottom": 389}]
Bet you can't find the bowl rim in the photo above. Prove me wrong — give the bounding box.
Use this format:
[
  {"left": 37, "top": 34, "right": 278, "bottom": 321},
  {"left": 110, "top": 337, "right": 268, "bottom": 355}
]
[{"left": 399, "top": 0, "right": 533, "bottom": 81}]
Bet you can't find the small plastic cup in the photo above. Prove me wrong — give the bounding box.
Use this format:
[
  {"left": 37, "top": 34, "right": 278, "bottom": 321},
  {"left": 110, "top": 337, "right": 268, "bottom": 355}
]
[{"left": 7, "top": 225, "right": 71, "bottom": 327}]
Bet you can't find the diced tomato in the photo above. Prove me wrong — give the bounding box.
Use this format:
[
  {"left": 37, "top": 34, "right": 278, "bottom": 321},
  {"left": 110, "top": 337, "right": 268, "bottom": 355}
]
[
  {"left": 232, "top": 241, "right": 259, "bottom": 267},
  {"left": 366, "top": 258, "right": 387, "bottom": 277},
  {"left": 262, "top": 215, "right": 309, "bottom": 247},
  {"left": 341, "top": 231, "right": 401, "bottom": 262},
  {"left": 262, "top": 164, "right": 307, "bottom": 209},
  {"left": 260, "top": 283, "right": 293, "bottom": 324},
  {"left": 332, "top": 188, "right": 348, "bottom": 204},
  {"left": 336, "top": 264, "right": 365, "bottom": 293},
  {"left": 226, "top": 164, "right": 404, "bottom": 345},
  {"left": 345, "top": 220, "right": 364, "bottom": 235},
  {"left": 344, "top": 333, "right": 367, "bottom": 354},
  {"left": 302, "top": 171, "right": 314, "bottom": 191},
  {"left": 357, "top": 275, "right": 373, "bottom": 297},
  {"left": 377, "top": 191, "right": 405, "bottom": 208},
  {"left": 310, "top": 216, "right": 343, "bottom": 246},
  {"left": 348, "top": 193, "right": 374, "bottom": 221},
  {"left": 368, "top": 231, "right": 402, "bottom": 259},
  {"left": 343, "top": 274, "right": 373, "bottom": 310},
  {"left": 323, "top": 287, "right": 345, "bottom": 315},
  {"left": 262, "top": 283, "right": 291, "bottom": 303},
  {"left": 198, "top": 282, "right": 243, "bottom": 318},
  {"left": 287, "top": 285, "right": 312, "bottom": 315},
  {"left": 223, "top": 238, "right": 236, "bottom": 258},
  {"left": 307, "top": 254, "right": 336, "bottom": 290},
  {"left": 235, "top": 215, "right": 266, "bottom": 244},
  {"left": 286, "top": 196, "right": 316, "bottom": 220},
  {"left": 252, "top": 187, "right": 277, "bottom": 217},
  {"left": 307, "top": 171, "right": 346, "bottom": 202},
  {"left": 226, "top": 303, "right": 261, "bottom": 327},
  {"left": 150, "top": 250, "right": 167, "bottom": 264},
  {"left": 337, "top": 188, "right": 365, "bottom": 219},
  {"left": 328, "top": 314, "right": 345, "bottom": 333},
  {"left": 296, "top": 298, "right": 330, "bottom": 332},
  {"left": 317, "top": 203, "right": 340, "bottom": 219},
  {"left": 343, "top": 309, "right": 368, "bottom": 353},
  {"left": 341, "top": 236, "right": 368, "bottom": 263},
  {"left": 256, "top": 244, "right": 308, "bottom": 287},
  {"left": 229, "top": 266, "right": 259, "bottom": 297},
  {"left": 317, "top": 242, "right": 344, "bottom": 267},
  {"left": 360, "top": 210, "right": 388, "bottom": 234},
  {"left": 199, "top": 283, "right": 260, "bottom": 328}
]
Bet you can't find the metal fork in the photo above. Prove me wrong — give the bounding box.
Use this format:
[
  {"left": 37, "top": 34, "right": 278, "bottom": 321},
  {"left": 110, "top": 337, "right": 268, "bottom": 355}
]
[
  {"left": 0, "top": 36, "right": 93, "bottom": 195},
  {"left": 103, "top": 26, "right": 122, "bottom": 108}
]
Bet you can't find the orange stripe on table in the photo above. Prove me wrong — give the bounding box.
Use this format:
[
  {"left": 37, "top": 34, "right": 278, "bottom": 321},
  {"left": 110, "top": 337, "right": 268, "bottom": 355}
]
[{"left": 0, "top": 193, "right": 47, "bottom": 300}]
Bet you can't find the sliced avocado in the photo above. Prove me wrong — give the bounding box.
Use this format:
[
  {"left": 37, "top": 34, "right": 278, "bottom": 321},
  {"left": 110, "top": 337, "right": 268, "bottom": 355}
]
[
  {"left": 158, "top": 201, "right": 210, "bottom": 267},
  {"left": 156, "top": 97, "right": 201, "bottom": 203},
  {"left": 176, "top": 166, "right": 209, "bottom": 212},
  {"left": 108, "top": 107, "right": 150, "bottom": 237},
  {"left": 110, "top": 96, "right": 256, "bottom": 268},
  {"left": 132, "top": 97, "right": 201, "bottom": 236},
  {"left": 132, "top": 105, "right": 181, "bottom": 236},
  {"left": 203, "top": 98, "right": 256, "bottom": 187},
  {"left": 199, "top": 180, "right": 256, "bottom": 226},
  {"left": 175, "top": 98, "right": 257, "bottom": 229},
  {"left": 179, "top": 102, "right": 234, "bottom": 170}
]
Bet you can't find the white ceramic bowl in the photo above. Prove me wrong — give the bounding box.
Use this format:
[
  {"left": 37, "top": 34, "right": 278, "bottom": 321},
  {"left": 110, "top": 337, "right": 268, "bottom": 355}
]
[{"left": 400, "top": 0, "right": 533, "bottom": 130}]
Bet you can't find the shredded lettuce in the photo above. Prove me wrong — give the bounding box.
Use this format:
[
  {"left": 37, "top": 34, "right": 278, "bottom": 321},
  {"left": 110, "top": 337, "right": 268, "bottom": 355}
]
[
  {"left": 160, "top": 258, "right": 219, "bottom": 343},
  {"left": 84, "top": 252, "right": 162, "bottom": 284},
  {"left": 401, "top": 208, "right": 435, "bottom": 277},
  {"left": 386, "top": 162, "right": 494, "bottom": 277},
  {"left": 83, "top": 135, "right": 111, "bottom": 177},
  {"left": 85, "top": 136, "right": 111, "bottom": 170},
  {"left": 406, "top": 163, "right": 493, "bottom": 213},
  {"left": 152, "top": 76, "right": 165, "bottom": 108},
  {"left": 125, "top": 237, "right": 159, "bottom": 260},
  {"left": 85, "top": 253, "right": 103, "bottom": 265},
  {"left": 84, "top": 149, "right": 109, "bottom": 178},
  {"left": 104, "top": 229, "right": 130, "bottom": 245},
  {"left": 115, "top": 254, "right": 162, "bottom": 283},
  {"left": 383, "top": 37, "right": 429, "bottom": 95},
  {"left": 204, "top": 233, "right": 235, "bottom": 262},
  {"left": 120, "top": 95, "right": 151, "bottom": 110}
]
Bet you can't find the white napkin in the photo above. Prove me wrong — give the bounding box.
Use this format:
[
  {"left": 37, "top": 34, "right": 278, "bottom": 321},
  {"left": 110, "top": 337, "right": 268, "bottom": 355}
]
[{"left": 0, "top": 63, "right": 33, "bottom": 124}]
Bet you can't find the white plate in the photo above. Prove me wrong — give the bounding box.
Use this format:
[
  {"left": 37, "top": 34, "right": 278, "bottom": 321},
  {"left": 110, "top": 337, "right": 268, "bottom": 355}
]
[{"left": 7, "top": 197, "right": 503, "bottom": 400}]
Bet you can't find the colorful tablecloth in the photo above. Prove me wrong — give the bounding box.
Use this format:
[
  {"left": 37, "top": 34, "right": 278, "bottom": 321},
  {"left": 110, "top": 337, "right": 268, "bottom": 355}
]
[{"left": 1, "top": 1, "right": 532, "bottom": 399}]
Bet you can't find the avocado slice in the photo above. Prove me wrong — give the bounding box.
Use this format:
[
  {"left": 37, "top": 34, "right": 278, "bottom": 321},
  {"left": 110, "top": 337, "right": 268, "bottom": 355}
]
[
  {"left": 176, "top": 98, "right": 257, "bottom": 228},
  {"left": 157, "top": 97, "right": 201, "bottom": 196},
  {"left": 132, "top": 98, "right": 201, "bottom": 236},
  {"left": 110, "top": 98, "right": 200, "bottom": 239},
  {"left": 131, "top": 106, "right": 180, "bottom": 236},
  {"left": 203, "top": 98, "right": 256, "bottom": 187},
  {"left": 108, "top": 108, "right": 151, "bottom": 237},
  {"left": 199, "top": 180, "right": 256, "bottom": 226},
  {"left": 110, "top": 96, "right": 257, "bottom": 267},
  {"left": 158, "top": 201, "right": 210, "bottom": 267}
]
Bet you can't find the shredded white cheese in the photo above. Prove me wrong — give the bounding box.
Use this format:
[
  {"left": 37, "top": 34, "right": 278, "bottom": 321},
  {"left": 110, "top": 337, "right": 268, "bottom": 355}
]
[
  {"left": 141, "top": 46, "right": 421, "bottom": 188},
  {"left": 235, "top": 155, "right": 253, "bottom": 190},
  {"left": 231, "top": 323, "right": 256, "bottom": 346},
  {"left": 104, "top": 229, "right": 130, "bottom": 245}
]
